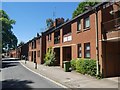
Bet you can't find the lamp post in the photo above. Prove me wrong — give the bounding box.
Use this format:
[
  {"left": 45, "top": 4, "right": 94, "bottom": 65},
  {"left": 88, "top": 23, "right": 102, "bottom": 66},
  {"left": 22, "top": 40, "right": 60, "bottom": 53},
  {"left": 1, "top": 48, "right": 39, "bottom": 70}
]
[{"left": 85, "top": 6, "right": 100, "bottom": 76}]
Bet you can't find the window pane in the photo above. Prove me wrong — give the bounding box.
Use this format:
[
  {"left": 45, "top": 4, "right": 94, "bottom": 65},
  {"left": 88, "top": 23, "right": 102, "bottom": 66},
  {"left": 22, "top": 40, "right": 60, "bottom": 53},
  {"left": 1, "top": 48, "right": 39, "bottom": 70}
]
[
  {"left": 79, "top": 53, "right": 81, "bottom": 57},
  {"left": 85, "top": 17, "right": 90, "bottom": 28},
  {"left": 86, "top": 45, "right": 90, "bottom": 50},
  {"left": 86, "top": 51, "right": 90, "bottom": 58},
  {"left": 84, "top": 43, "right": 90, "bottom": 58},
  {"left": 78, "top": 20, "right": 81, "bottom": 31}
]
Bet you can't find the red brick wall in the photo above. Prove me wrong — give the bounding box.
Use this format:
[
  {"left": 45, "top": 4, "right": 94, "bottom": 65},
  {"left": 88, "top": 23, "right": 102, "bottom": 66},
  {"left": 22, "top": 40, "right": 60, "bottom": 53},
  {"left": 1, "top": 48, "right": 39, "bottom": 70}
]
[{"left": 28, "top": 37, "right": 41, "bottom": 64}]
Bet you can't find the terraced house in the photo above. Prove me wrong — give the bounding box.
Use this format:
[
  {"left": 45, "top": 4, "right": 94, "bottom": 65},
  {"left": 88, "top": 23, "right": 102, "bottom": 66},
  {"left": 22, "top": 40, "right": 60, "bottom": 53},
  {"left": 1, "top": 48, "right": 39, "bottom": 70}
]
[
  {"left": 16, "top": 43, "right": 29, "bottom": 59},
  {"left": 28, "top": 34, "right": 42, "bottom": 64},
  {"left": 8, "top": 2, "right": 120, "bottom": 77},
  {"left": 41, "top": 2, "right": 120, "bottom": 77}
]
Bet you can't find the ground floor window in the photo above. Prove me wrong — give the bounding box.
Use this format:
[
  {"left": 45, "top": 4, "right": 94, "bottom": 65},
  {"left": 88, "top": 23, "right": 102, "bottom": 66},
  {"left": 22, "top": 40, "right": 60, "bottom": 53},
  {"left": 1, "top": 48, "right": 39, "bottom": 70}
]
[
  {"left": 84, "top": 43, "right": 90, "bottom": 58},
  {"left": 78, "top": 44, "right": 82, "bottom": 58}
]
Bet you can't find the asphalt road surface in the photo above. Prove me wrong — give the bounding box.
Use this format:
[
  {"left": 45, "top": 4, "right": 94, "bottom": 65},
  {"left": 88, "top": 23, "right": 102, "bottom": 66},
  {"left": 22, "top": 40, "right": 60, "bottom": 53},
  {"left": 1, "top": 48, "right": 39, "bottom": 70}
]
[{"left": 1, "top": 58, "right": 64, "bottom": 89}]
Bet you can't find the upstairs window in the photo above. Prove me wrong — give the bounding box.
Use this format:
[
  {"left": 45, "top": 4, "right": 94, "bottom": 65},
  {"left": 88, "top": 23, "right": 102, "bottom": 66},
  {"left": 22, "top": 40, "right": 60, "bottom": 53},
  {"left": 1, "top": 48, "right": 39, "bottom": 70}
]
[
  {"left": 32, "top": 40, "right": 36, "bottom": 49},
  {"left": 48, "top": 33, "right": 51, "bottom": 41},
  {"left": 77, "top": 19, "right": 81, "bottom": 31},
  {"left": 84, "top": 16, "right": 90, "bottom": 29}
]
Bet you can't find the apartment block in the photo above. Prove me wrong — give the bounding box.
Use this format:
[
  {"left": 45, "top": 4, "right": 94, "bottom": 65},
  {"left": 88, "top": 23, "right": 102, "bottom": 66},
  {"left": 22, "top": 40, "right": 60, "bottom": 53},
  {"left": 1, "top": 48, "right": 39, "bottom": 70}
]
[
  {"left": 41, "top": 2, "right": 120, "bottom": 77},
  {"left": 8, "top": 2, "right": 120, "bottom": 77}
]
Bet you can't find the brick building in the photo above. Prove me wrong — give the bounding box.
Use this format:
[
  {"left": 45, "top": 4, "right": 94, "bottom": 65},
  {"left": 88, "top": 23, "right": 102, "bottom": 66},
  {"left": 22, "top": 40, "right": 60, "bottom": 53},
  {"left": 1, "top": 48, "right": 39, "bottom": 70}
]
[
  {"left": 28, "top": 34, "right": 42, "bottom": 64},
  {"left": 16, "top": 43, "right": 29, "bottom": 59},
  {"left": 9, "top": 49, "right": 17, "bottom": 58},
  {"left": 8, "top": 2, "right": 120, "bottom": 77},
  {"left": 41, "top": 2, "right": 120, "bottom": 77}
]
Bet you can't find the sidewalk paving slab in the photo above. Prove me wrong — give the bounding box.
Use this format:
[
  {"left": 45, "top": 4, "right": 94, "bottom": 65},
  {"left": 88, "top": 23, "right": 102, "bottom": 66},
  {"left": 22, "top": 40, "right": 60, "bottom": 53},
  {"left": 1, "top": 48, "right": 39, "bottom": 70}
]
[{"left": 20, "top": 60, "right": 118, "bottom": 89}]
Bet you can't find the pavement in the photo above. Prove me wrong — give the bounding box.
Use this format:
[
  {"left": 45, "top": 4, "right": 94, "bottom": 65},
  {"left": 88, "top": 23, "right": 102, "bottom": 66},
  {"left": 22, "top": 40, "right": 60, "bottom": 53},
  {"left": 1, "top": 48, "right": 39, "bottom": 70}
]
[
  {"left": 1, "top": 58, "right": 64, "bottom": 89},
  {"left": 20, "top": 59, "right": 119, "bottom": 89}
]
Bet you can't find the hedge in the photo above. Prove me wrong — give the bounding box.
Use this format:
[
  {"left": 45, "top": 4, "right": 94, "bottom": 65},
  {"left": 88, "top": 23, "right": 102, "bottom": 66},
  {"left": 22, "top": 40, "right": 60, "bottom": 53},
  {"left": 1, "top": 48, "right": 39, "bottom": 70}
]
[{"left": 70, "top": 58, "right": 97, "bottom": 76}]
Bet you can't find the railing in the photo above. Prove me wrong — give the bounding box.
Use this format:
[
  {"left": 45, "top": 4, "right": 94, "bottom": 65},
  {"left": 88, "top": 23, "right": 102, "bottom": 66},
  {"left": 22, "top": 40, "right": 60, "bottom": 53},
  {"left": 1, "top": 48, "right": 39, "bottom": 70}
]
[
  {"left": 102, "top": 17, "right": 120, "bottom": 32},
  {"left": 63, "top": 33, "right": 72, "bottom": 42},
  {"left": 54, "top": 36, "right": 60, "bottom": 44}
]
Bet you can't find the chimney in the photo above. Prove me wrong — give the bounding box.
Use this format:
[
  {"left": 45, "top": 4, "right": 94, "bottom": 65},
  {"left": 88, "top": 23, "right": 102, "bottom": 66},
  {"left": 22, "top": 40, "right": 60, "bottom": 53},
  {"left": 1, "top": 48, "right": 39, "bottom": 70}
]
[
  {"left": 54, "top": 18, "right": 64, "bottom": 27},
  {"left": 37, "top": 33, "right": 40, "bottom": 37}
]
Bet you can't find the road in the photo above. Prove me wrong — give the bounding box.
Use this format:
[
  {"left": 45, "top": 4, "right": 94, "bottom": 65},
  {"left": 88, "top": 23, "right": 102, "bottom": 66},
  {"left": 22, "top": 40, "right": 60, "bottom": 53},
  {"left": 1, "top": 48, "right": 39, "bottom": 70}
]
[{"left": 1, "top": 58, "right": 63, "bottom": 89}]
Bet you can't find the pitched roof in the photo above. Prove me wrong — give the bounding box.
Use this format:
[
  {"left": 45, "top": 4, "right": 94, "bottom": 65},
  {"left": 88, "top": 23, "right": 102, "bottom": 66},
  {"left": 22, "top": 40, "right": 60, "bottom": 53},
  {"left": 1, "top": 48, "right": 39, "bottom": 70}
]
[{"left": 42, "top": 2, "right": 107, "bottom": 35}]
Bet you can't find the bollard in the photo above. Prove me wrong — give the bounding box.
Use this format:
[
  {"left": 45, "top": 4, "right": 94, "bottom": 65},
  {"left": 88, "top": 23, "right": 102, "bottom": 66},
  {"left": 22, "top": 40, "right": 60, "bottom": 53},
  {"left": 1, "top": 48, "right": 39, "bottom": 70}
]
[
  {"left": 35, "top": 62, "right": 37, "bottom": 69},
  {"left": 25, "top": 59, "right": 26, "bottom": 64},
  {"left": 25, "top": 57, "right": 27, "bottom": 64}
]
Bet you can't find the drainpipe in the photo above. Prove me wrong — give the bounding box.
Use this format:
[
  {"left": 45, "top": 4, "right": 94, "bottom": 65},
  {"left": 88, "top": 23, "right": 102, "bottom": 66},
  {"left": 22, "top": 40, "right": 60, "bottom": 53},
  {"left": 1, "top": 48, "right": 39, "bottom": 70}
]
[
  {"left": 85, "top": 5, "right": 100, "bottom": 76},
  {"left": 95, "top": 8, "right": 99, "bottom": 76}
]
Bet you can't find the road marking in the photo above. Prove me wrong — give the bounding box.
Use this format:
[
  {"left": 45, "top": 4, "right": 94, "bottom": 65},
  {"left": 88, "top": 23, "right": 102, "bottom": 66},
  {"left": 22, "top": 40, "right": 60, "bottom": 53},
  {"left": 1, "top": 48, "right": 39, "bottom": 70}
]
[{"left": 20, "top": 61, "right": 68, "bottom": 88}]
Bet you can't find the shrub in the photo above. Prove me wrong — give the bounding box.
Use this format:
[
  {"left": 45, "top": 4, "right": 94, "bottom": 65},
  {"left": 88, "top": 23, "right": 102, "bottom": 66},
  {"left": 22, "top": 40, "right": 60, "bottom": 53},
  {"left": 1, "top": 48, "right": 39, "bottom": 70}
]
[
  {"left": 44, "top": 47, "right": 56, "bottom": 66},
  {"left": 70, "top": 59, "right": 76, "bottom": 70},
  {"left": 72, "top": 58, "right": 97, "bottom": 77},
  {"left": 76, "top": 58, "right": 86, "bottom": 74}
]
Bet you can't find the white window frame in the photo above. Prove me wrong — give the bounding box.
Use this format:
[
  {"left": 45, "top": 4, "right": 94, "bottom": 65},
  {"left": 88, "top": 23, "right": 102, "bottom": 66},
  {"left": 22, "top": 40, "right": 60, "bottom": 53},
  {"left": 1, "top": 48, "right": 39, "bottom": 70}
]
[{"left": 84, "top": 16, "right": 90, "bottom": 29}]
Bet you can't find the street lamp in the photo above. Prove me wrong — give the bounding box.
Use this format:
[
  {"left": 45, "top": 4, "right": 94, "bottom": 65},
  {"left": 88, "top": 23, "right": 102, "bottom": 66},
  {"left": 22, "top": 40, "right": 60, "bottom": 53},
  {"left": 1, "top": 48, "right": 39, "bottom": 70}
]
[{"left": 85, "top": 5, "right": 100, "bottom": 76}]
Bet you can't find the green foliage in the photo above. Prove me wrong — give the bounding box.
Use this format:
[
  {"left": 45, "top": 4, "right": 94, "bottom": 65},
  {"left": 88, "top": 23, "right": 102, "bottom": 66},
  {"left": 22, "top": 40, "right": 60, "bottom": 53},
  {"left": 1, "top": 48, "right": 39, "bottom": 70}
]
[
  {"left": 46, "top": 18, "right": 54, "bottom": 29},
  {"left": 0, "top": 10, "right": 18, "bottom": 51},
  {"left": 70, "top": 59, "right": 76, "bottom": 70},
  {"left": 72, "top": 1, "right": 99, "bottom": 18},
  {"left": 44, "top": 47, "right": 56, "bottom": 66},
  {"left": 71, "top": 58, "right": 100, "bottom": 77},
  {"left": 18, "top": 41, "right": 25, "bottom": 47}
]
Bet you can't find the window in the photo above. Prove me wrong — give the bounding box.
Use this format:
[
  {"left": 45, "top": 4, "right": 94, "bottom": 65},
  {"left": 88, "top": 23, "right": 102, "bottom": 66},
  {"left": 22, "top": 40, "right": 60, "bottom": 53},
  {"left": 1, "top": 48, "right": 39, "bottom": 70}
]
[
  {"left": 34, "top": 40, "right": 36, "bottom": 49},
  {"left": 77, "top": 19, "right": 81, "bottom": 31},
  {"left": 32, "top": 40, "right": 36, "bottom": 49},
  {"left": 48, "top": 33, "right": 51, "bottom": 41},
  {"left": 37, "top": 50, "right": 40, "bottom": 57},
  {"left": 78, "top": 44, "right": 82, "bottom": 58},
  {"left": 84, "top": 43, "right": 90, "bottom": 58},
  {"left": 84, "top": 16, "right": 90, "bottom": 29}
]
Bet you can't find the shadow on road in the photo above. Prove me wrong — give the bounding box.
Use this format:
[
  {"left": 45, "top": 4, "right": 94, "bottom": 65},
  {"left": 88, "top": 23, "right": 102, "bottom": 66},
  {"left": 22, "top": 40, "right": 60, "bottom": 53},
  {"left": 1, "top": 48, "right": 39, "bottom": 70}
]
[
  {"left": 2, "top": 79, "right": 33, "bottom": 90},
  {"left": 2, "top": 58, "right": 20, "bottom": 69},
  {"left": 2, "top": 58, "right": 20, "bottom": 61},
  {"left": 2, "top": 62, "right": 18, "bottom": 69}
]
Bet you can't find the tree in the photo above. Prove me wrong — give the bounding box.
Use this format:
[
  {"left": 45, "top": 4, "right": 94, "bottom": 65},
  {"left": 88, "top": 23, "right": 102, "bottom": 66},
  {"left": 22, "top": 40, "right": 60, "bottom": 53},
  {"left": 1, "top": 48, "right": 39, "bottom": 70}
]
[
  {"left": 0, "top": 10, "right": 18, "bottom": 51},
  {"left": 72, "top": 1, "right": 99, "bottom": 18},
  {"left": 18, "top": 41, "right": 25, "bottom": 47},
  {"left": 46, "top": 18, "right": 54, "bottom": 29}
]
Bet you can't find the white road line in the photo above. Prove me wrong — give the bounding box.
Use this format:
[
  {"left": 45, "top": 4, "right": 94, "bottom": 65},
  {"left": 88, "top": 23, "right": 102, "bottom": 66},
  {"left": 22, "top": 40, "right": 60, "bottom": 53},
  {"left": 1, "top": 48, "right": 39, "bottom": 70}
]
[{"left": 20, "top": 61, "right": 68, "bottom": 88}]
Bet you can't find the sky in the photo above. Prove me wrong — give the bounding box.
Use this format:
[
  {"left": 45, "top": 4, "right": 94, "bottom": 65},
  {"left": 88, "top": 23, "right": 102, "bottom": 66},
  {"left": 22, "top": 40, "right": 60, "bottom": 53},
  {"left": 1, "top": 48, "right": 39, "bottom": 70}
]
[{"left": 2, "top": 2, "right": 79, "bottom": 44}]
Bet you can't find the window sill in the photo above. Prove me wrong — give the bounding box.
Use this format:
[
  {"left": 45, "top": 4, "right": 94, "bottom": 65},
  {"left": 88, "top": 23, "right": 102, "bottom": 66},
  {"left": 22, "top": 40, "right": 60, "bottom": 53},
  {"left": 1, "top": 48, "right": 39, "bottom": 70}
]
[
  {"left": 77, "top": 30, "right": 82, "bottom": 33},
  {"left": 83, "top": 27, "right": 90, "bottom": 31},
  {"left": 48, "top": 40, "right": 51, "bottom": 42}
]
